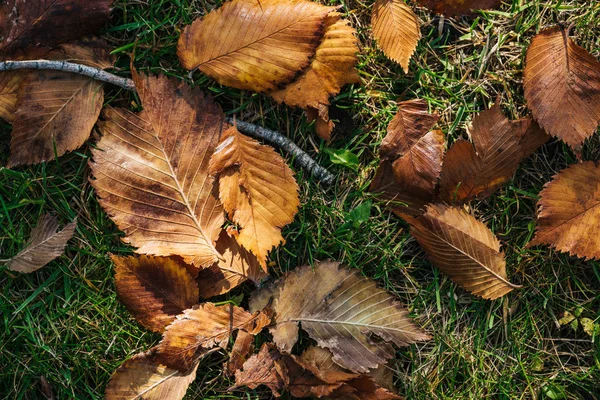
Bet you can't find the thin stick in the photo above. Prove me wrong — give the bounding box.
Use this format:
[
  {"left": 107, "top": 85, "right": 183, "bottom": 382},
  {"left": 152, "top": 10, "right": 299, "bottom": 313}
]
[{"left": 0, "top": 59, "right": 334, "bottom": 185}]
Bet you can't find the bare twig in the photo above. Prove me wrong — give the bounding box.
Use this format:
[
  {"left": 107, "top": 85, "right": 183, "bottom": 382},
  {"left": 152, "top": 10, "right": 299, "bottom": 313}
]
[{"left": 0, "top": 59, "right": 334, "bottom": 186}]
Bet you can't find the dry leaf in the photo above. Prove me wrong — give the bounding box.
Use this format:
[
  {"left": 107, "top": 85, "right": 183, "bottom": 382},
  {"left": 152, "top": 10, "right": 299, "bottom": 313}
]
[
  {"left": 249, "top": 261, "right": 430, "bottom": 373},
  {"left": 224, "top": 330, "right": 255, "bottom": 377},
  {"left": 4, "top": 214, "right": 76, "bottom": 273},
  {"left": 90, "top": 74, "right": 225, "bottom": 268},
  {"left": 105, "top": 347, "right": 198, "bottom": 400},
  {"left": 0, "top": 0, "right": 114, "bottom": 55},
  {"left": 524, "top": 26, "right": 600, "bottom": 154},
  {"left": 439, "top": 101, "right": 548, "bottom": 204},
  {"left": 197, "top": 231, "right": 267, "bottom": 299},
  {"left": 371, "top": 0, "right": 420, "bottom": 73},
  {"left": 415, "top": 0, "right": 502, "bottom": 16},
  {"left": 112, "top": 255, "right": 200, "bottom": 333},
  {"left": 155, "top": 303, "right": 270, "bottom": 372},
  {"left": 528, "top": 161, "right": 600, "bottom": 260},
  {"left": 306, "top": 104, "right": 336, "bottom": 141},
  {"left": 407, "top": 204, "right": 520, "bottom": 299},
  {"left": 209, "top": 126, "right": 300, "bottom": 270},
  {"left": 177, "top": 0, "right": 336, "bottom": 92}
]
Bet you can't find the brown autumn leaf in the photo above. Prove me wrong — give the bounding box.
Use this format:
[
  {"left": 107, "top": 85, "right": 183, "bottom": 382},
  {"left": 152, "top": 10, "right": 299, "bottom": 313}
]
[
  {"left": 111, "top": 255, "right": 200, "bottom": 333},
  {"left": 406, "top": 204, "right": 520, "bottom": 299},
  {"left": 105, "top": 347, "right": 198, "bottom": 400},
  {"left": 224, "top": 330, "right": 255, "bottom": 377},
  {"left": 438, "top": 100, "right": 548, "bottom": 204},
  {"left": 524, "top": 26, "right": 600, "bottom": 154},
  {"left": 7, "top": 41, "right": 112, "bottom": 167},
  {"left": 527, "top": 161, "right": 600, "bottom": 260},
  {"left": 0, "top": 0, "right": 114, "bottom": 56},
  {"left": 415, "top": 0, "right": 502, "bottom": 16},
  {"left": 4, "top": 214, "right": 76, "bottom": 273},
  {"left": 90, "top": 74, "right": 225, "bottom": 268},
  {"left": 371, "top": 0, "right": 420, "bottom": 73},
  {"left": 155, "top": 303, "right": 271, "bottom": 372},
  {"left": 249, "top": 261, "right": 430, "bottom": 373},
  {"left": 197, "top": 231, "right": 267, "bottom": 299},
  {"left": 209, "top": 125, "right": 300, "bottom": 270},
  {"left": 177, "top": 0, "right": 336, "bottom": 93}
]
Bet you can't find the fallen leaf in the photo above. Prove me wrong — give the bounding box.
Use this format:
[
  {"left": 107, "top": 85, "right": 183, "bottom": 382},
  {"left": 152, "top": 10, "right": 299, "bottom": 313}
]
[
  {"left": 524, "top": 26, "right": 600, "bottom": 154},
  {"left": 527, "top": 161, "right": 600, "bottom": 260},
  {"left": 406, "top": 204, "right": 520, "bottom": 299},
  {"left": 112, "top": 255, "right": 200, "bottom": 333},
  {"left": 224, "top": 330, "right": 255, "bottom": 377},
  {"left": 177, "top": 0, "right": 336, "bottom": 92},
  {"left": 0, "top": 0, "right": 114, "bottom": 55},
  {"left": 306, "top": 104, "right": 336, "bottom": 140},
  {"left": 105, "top": 347, "right": 198, "bottom": 400},
  {"left": 90, "top": 74, "right": 225, "bottom": 268},
  {"left": 249, "top": 261, "right": 430, "bottom": 373},
  {"left": 415, "top": 0, "right": 502, "bottom": 16},
  {"left": 4, "top": 214, "right": 76, "bottom": 273},
  {"left": 209, "top": 125, "right": 300, "bottom": 270},
  {"left": 371, "top": 0, "right": 420, "bottom": 73},
  {"left": 155, "top": 303, "right": 270, "bottom": 372},
  {"left": 438, "top": 100, "right": 548, "bottom": 204},
  {"left": 197, "top": 231, "right": 267, "bottom": 299}
]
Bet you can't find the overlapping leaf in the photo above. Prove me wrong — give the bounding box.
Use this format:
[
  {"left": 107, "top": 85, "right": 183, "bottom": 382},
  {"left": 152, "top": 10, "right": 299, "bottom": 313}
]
[
  {"left": 415, "top": 0, "right": 502, "bottom": 16},
  {"left": 90, "top": 74, "right": 225, "bottom": 267},
  {"left": 528, "top": 162, "right": 600, "bottom": 260},
  {"left": 224, "top": 330, "right": 255, "bottom": 377},
  {"left": 249, "top": 261, "right": 429, "bottom": 373},
  {"left": 112, "top": 255, "right": 200, "bottom": 333},
  {"left": 371, "top": 0, "right": 420, "bottom": 73},
  {"left": 209, "top": 126, "right": 300, "bottom": 270},
  {"left": 407, "top": 204, "right": 520, "bottom": 299},
  {"left": 439, "top": 101, "right": 548, "bottom": 204},
  {"left": 524, "top": 26, "right": 600, "bottom": 154}
]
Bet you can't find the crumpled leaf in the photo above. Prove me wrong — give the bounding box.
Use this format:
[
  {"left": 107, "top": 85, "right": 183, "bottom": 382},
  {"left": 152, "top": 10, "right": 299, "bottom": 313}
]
[
  {"left": 224, "top": 330, "right": 255, "bottom": 377},
  {"left": 415, "top": 0, "right": 502, "bottom": 16},
  {"left": 371, "top": 0, "right": 420, "bottom": 73},
  {"left": 0, "top": 0, "right": 114, "bottom": 55},
  {"left": 406, "top": 204, "right": 520, "bottom": 299},
  {"left": 527, "top": 161, "right": 600, "bottom": 260},
  {"left": 439, "top": 100, "right": 548, "bottom": 204},
  {"left": 177, "top": 0, "right": 336, "bottom": 92},
  {"left": 4, "top": 214, "right": 76, "bottom": 273},
  {"left": 90, "top": 74, "right": 224, "bottom": 267},
  {"left": 524, "top": 26, "right": 600, "bottom": 154},
  {"left": 155, "top": 303, "right": 270, "bottom": 372},
  {"left": 249, "top": 261, "right": 430, "bottom": 373},
  {"left": 209, "top": 125, "right": 300, "bottom": 270},
  {"left": 197, "top": 231, "right": 267, "bottom": 299},
  {"left": 105, "top": 347, "right": 198, "bottom": 400},
  {"left": 112, "top": 255, "right": 200, "bottom": 333}
]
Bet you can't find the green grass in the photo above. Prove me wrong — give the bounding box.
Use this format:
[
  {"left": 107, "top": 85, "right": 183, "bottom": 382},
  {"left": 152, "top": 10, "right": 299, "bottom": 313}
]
[{"left": 1, "top": 0, "right": 600, "bottom": 398}]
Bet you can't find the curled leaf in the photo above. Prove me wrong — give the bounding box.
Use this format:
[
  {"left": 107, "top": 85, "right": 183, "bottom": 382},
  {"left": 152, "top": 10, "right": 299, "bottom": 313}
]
[{"left": 224, "top": 330, "right": 255, "bottom": 377}]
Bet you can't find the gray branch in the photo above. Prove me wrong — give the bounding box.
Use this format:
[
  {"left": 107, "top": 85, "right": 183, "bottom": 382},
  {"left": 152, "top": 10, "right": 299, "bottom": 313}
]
[{"left": 0, "top": 59, "right": 335, "bottom": 186}]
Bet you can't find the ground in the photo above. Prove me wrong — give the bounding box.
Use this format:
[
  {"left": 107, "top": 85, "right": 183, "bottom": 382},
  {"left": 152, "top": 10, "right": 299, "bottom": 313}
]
[{"left": 1, "top": 0, "right": 599, "bottom": 399}]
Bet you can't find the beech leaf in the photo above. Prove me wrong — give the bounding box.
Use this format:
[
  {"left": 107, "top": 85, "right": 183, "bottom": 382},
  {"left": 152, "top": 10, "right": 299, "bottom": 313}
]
[
  {"left": 415, "top": 0, "right": 502, "bottom": 16},
  {"left": 224, "top": 330, "right": 255, "bottom": 377},
  {"left": 112, "top": 255, "right": 200, "bottom": 333},
  {"left": 209, "top": 126, "right": 300, "bottom": 270},
  {"left": 249, "top": 261, "right": 430, "bottom": 373},
  {"left": 406, "top": 204, "right": 520, "bottom": 300},
  {"left": 524, "top": 26, "right": 600, "bottom": 154},
  {"left": 4, "top": 214, "right": 76, "bottom": 273},
  {"left": 90, "top": 74, "right": 225, "bottom": 268}
]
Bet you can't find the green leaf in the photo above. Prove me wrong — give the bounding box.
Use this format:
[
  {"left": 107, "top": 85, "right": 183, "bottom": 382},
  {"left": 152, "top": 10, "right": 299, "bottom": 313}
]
[
  {"left": 580, "top": 318, "right": 597, "bottom": 337},
  {"left": 335, "top": 201, "right": 372, "bottom": 235},
  {"left": 558, "top": 311, "right": 575, "bottom": 326},
  {"left": 324, "top": 148, "right": 359, "bottom": 171}
]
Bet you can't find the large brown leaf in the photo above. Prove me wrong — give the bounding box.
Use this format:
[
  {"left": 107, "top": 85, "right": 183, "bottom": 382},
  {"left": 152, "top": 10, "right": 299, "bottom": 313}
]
[
  {"left": 197, "top": 231, "right": 267, "bottom": 299},
  {"left": 0, "top": 0, "right": 113, "bottom": 55},
  {"left": 249, "top": 261, "right": 430, "bottom": 373},
  {"left": 155, "top": 303, "right": 270, "bottom": 372},
  {"left": 407, "top": 204, "right": 520, "bottom": 299},
  {"left": 112, "top": 255, "right": 200, "bottom": 333},
  {"left": 177, "top": 0, "right": 336, "bottom": 92},
  {"left": 415, "top": 0, "right": 502, "bottom": 16},
  {"left": 90, "top": 74, "right": 225, "bottom": 267},
  {"left": 528, "top": 162, "right": 600, "bottom": 260},
  {"left": 105, "top": 347, "right": 198, "bottom": 400},
  {"left": 371, "top": 0, "right": 420, "bottom": 73},
  {"left": 209, "top": 126, "right": 300, "bottom": 270},
  {"left": 524, "top": 26, "right": 600, "bottom": 154},
  {"left": 4, "top": 214, "right": 76, "bottom": 273},
  {"left": 438, "top": 101, "right": 548, "bottom": 204}
]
